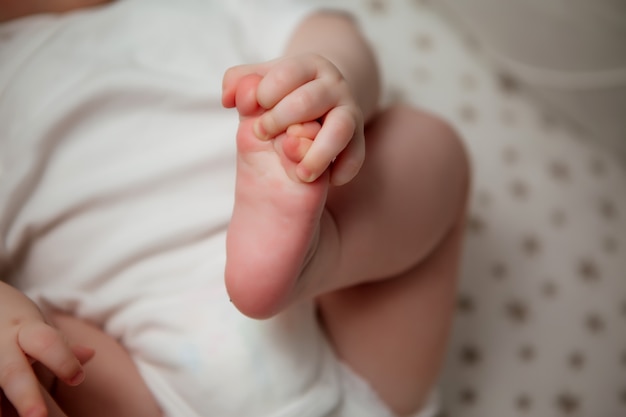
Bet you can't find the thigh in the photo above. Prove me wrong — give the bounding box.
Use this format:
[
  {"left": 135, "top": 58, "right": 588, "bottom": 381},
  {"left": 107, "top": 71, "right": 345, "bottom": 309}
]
[
  {"left": 326, "top": 103, "right": 470, "bottom": 285},
  {"left": 49, "top": 313, "right": 162, "bottom": 417}
]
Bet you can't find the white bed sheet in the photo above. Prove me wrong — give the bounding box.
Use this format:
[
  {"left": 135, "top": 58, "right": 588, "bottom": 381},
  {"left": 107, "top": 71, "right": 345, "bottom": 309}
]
[{"left": 347, "top": 1, "right": 626, "bottom": 416}]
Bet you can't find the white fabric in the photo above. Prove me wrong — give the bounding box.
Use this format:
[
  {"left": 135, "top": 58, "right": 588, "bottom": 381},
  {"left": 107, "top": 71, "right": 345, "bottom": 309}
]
[{"left": 0, "top": 1, "right": 438, "bottom": 416}]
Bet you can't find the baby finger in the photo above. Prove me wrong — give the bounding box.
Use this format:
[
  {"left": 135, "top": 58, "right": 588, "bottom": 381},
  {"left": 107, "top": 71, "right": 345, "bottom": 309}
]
[
  {"left": 296, "top": 106, "right": 358, "bottom": 183},
  {"left": 329, "top": 127, "right": 365, "bottom": 186},
  {"left": 255, "top": 78, "right": 337, "bottom": 141},
  {"left": 17, "top": 322, "right": 84, "bottom": 387},
  {"left": 0, "top": 351, "right": 46, "bottom": 417}
]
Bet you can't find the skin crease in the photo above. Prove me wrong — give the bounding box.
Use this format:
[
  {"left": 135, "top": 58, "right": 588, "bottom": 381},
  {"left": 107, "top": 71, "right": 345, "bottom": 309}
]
[{"left": 0, "top": 3, "right": 469, "bottom": 417}]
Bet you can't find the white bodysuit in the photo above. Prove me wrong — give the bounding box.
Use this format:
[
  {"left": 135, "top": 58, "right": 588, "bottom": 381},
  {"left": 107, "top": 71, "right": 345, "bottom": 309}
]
[{"left": 0, "top": 1, "right": 437, "bottom": 416}]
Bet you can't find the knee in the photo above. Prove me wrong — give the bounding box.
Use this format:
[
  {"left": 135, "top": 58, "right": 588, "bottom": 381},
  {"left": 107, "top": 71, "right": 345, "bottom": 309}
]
[{"left": 388, "top": 103, "right": 471, "bottom": 211}]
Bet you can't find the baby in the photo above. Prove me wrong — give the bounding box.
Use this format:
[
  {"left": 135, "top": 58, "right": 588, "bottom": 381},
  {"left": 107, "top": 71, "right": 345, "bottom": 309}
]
[{"left": 0, "top": 1, "right": 470, "bottom": 416}]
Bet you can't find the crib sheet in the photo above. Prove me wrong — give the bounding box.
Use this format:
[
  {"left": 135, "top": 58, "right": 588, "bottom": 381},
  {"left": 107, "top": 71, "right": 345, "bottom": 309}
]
[{"left": 347, "top": 1, "right": 626, "bottom": 416}]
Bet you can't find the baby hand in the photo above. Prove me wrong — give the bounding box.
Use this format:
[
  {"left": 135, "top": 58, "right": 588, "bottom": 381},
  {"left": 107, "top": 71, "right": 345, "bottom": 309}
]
[
  {"left": 222, "top": 54, "right": 365, "bottom": 186},
  {"left": 0, "top": 282, "right": 93, "bottom": 417}
]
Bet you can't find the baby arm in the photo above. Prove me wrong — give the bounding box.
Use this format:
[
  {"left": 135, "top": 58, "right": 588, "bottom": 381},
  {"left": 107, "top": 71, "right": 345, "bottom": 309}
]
[
  {"left": 0, "top": 0, "right": 112, "bottom": 23},
  {"left": 0, "top": 281, "right": 92, "bottom": 417},
  {"left": 222, "top": 10, "right": 381, "bottom": 186}
]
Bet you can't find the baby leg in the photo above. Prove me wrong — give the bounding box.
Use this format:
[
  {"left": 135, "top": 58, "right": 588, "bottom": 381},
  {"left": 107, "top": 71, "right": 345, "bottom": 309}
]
[
  {"left": 225, "top": 74, "right": 330, "bottom": 318},
  {"left": 227, "top": 90, "right": 469, "bottom": 414},
  {"left": 317, "top": 105, "right": 470, "bottom": 415}
]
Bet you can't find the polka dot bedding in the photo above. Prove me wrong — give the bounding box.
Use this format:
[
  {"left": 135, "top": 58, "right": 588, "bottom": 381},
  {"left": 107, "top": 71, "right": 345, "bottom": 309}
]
[{"left": 348, "top": 1, "right": 626, "bottom": 416}]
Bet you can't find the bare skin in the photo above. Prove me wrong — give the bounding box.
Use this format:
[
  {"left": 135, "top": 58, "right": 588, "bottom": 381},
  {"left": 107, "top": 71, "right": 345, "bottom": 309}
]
[
  {"left": 225, "top": 73, "right": 329, "bottom": 318},
  {"left": 0, "top": 281, "right": 90, "bottom": 417},
  {"left": 47, "top": 313, "right": 163, "bottom": 417},
  {"left": 0, "top": 0, "right": 113, "bottom": 23},
  {"left": 226, "top": 77, "right": 469, "bottom": 415},
  {"left": 317, "top": 107, "right": 469, "bottom": 414},
  {"left": 0, "top": 285, "right": 161, "bottom": 417},
  {"left": 223, "top": 14, "right": 470, "bottom": 415}
]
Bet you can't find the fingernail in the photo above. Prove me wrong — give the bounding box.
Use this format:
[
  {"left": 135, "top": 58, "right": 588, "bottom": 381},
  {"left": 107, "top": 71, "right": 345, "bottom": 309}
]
[
  {"left": 331, "top": 172, "right": 351, "bottom": 186},
  {"left": 297, "top": 165, "right": 315, "bottom": 183},
  {"left": 68, "top": 370, "right": 85, "bottom": 385},
  {"left": 253, "top": 118, "right": 269, "bottom": 141},
  {"left": 25, "top": 404, "right": 47, "bottom": 417}
]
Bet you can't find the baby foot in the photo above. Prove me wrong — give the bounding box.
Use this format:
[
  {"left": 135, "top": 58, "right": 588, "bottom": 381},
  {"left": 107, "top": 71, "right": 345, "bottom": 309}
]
[{"left": 225, "top": 74, "right": 329, "bottom": 319}]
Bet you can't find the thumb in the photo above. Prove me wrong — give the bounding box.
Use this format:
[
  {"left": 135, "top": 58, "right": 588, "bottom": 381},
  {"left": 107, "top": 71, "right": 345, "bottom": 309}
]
[
  {"left": 70, "top": 344, "right": 95, "bottom": 365},
  {"left": 222, "top": 62, "right": 272, "bottom": 108}
]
